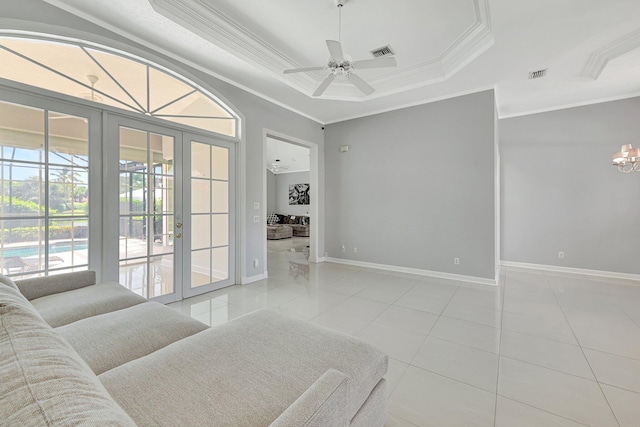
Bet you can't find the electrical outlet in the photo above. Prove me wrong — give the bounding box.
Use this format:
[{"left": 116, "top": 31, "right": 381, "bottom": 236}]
[
  {"left": 558, "top": 251, "right": 564, "bottom": 259},
  {"left": 353, "top": 247, "right": 358, "bottom": 253},
  {"left": 253, "top": 259, "right": 259, "bottom": 268},
  {"left": 253, "top": 216, "right": 260, "bottom": 223},
  {"left": 454, "top": 258, "right": 460, "bottom": 265},
  {"left": 341, "top": 245, "right": 346, "bottom": 252}
]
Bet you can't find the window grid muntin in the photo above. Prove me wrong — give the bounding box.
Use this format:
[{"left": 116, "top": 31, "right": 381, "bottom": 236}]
[
  {"left": 0, "top": 106, "right": 89, "bottom": 277},
  {"left": 0, "top": 34, "right": 239, "bottom": 138}
]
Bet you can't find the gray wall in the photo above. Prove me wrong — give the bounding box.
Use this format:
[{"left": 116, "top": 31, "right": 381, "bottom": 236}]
[
  {"left": 3, "top": 0, "right": 325, "bottom": 280},
  {"left": 266, "top": 169, "right": 276, "bottom": 214},
  {"left": 275, "top": 171, "right": 311, "bottom": 216},
  {"left": 500, "top": 97, "right": 640, "bottom": 274},
  {"left": 325, "top": 90, "right": 496, "bottom": 279}
]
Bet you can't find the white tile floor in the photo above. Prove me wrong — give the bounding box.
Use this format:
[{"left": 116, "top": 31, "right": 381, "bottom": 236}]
[{"left": 168, "top": 237, "right": 640, "bottom": 427}]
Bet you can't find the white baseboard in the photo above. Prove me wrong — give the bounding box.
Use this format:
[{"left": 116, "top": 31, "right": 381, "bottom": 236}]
[
  {"left": 500, "top": 261, "right": 640, "bottom": 281},
  {"left": 316, "top": 257, "right": 327, "bottom": 263},
  {"left": 241, "top": 273, "right": 266, "bottom": 285},
  {"left": 325, "top": 257, "right": 496, "bottom": 286}
]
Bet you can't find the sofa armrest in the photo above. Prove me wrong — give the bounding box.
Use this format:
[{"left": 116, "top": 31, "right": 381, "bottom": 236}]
[
  {"left": 269, "top": 369, "right": 349, "bottom": 427},
  {"left": 15, "top": 270, "right": 97, "bottom": 301}
]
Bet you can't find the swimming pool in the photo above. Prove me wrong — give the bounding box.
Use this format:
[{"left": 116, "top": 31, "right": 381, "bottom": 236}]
[{"left": 1, "top": 242, "right": 88, "bottom": 258}]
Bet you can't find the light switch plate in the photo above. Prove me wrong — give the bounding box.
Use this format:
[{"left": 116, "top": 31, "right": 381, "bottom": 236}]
[{"left": 253, "top": 202, "right": 260, "bottom": 209}]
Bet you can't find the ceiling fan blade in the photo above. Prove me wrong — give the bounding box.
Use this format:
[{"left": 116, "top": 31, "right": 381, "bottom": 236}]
[
  {"left": 348, "top": 73, "right": 375, "bottom": 95},
  {"left": 284, "top": 66, "right": 325, "bottom": 74},
  {"left": 352, "top": 57, "right": 397, "bottom": 70},
  {"left": 326, "top": 40, "right": 345, "bottom": 62},
  {"left": 312, "top": 74, "right": 335, "bottom": 97}
]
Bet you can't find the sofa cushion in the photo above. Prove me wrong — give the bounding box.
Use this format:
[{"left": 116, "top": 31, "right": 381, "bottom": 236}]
[
  {"left": 31, "top": 283, "right": 147, "bottom": 328},
  {"left": 0, "top": 283, "right": 136, "bottom": 426},
  {"left": 57, "top": 301, "right": 209, "bottom": 374},
  {"left": 0, "top": 273, "right": 18, "bottom": 290},
  {"left": 350, "top": 378, "right": 387, "bottom": 427},
  {"left": 269, "top": 369, "right": 349, "bottom": 427},
  {"left": 99, "top": 309, "right": 388, "bottom": 427},
  {"left": 16, "top": 270, "right": 96, "bottom": 301}
]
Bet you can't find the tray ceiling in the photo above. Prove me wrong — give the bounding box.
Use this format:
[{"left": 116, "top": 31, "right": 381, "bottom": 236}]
[
  {"left": 22, "top": 0, "right": 640, "bottom": 123},
  {"left": 148, "top": 0, "right": 493, "bottom": 100}
]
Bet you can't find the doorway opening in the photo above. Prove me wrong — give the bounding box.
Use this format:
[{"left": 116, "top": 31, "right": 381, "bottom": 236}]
[{"left": 263, "top": 131, "right": 319, "bottom": 281}]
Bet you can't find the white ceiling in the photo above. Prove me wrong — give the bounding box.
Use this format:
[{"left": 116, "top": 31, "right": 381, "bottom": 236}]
[
  {"left": 41, "top": 0, "right": 640, "bottom": 123},
  {"left": 266, "top": 138, "right": 310, "bottom": 175}
]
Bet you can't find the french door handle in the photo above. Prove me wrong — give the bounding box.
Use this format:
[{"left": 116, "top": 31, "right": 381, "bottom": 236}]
[
  {"left": 175, "top": 233, "right": 182, "bottom": 239},
  {"left": 176, "top": 223, "right": 183, "bottom": 228}
]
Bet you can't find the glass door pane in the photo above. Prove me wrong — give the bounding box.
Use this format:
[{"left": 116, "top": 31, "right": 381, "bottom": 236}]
[
  {"left": 0, "top": 100, "right": 92, "bottom": 279},
  {"left": 118, "top": 125, "right": 178, "bottom": 300},
  {"left": 184, "top": 136, "right": 235, "bottom": 297}
]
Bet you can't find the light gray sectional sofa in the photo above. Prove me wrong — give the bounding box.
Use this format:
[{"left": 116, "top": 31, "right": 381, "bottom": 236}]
[{"left": 0, "top": 271, "right": 388, "bottom": 426}]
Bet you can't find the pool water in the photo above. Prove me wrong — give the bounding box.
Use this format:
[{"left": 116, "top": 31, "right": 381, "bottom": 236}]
[{"left": 1, "top": 242, "right": 88, "bottom": 258}]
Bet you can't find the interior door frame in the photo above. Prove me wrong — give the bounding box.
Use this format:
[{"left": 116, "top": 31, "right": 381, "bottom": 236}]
[
  {"left": 104, "top": 113, "right": 184, "bottom": 304},
  {"left": 182, "top": 132, "right": 236, "bottom": 298}
]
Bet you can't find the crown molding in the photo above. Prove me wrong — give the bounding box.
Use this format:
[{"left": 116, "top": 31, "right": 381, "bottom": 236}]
[
  {"left": 150, "top": 0, "right": 493, "bottom": 100},
  {"left": 582, "top": 27, "right": 640, "bottom": 80}
]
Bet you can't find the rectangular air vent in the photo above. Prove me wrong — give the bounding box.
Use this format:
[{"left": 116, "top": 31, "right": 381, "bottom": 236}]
[
  {"left": 528, "top": 69, "right": 548, "bottom": 79},
  {"left": 370, "top": 45, "right": 395, "bottom": 58}
]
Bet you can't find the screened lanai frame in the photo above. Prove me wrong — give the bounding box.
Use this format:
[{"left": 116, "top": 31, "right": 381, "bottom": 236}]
[{"left": 0, "top": 33, "right": 240, "bottom": 139}]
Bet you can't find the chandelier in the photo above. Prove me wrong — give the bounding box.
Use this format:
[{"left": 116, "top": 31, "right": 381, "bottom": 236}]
[{"left": 612, "top": 144, "right": 640, "bottom": 173}]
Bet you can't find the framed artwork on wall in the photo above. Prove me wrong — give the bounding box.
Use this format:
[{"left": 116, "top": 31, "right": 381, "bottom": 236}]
[{"left": 289, "top": 183, "right": 310, "bottom": 205}]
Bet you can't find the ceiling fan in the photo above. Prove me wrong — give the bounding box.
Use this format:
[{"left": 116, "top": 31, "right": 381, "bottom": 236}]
[
  {"left": 270, "top": 159, "right": 289, "bottom": 173},
  {"left": 268, "top": 140, "right": 290, "bottom": 173},
  {"left": 283, "top": 0, "right": 397, "bottom": 97}
]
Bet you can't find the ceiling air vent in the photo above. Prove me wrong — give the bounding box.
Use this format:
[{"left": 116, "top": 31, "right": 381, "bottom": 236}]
[
  {"left": 370, "top": 45, "right": 395, "bottom": 58},
  {"left": 528, "top": 69, "right": 548, "bottom": 80}
]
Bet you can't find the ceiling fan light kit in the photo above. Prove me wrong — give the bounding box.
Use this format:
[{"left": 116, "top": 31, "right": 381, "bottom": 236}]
[{"left": 283, "top": 0, "right": 397, "bottom": 97}]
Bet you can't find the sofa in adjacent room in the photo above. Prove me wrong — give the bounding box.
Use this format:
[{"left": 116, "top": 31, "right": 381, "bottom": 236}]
[
  {"left": 267, "top": 224, "right": 293, "bottom": 240},
  {"left": 271, "top": 214, "right": 310, "bottom": 237},
  {"left": 0, "top": 271, "right": 388, "bottom": 426}
]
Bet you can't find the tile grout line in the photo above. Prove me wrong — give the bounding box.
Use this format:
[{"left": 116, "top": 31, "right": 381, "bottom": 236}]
[
  {"left": 579, "top": 345, "right": 640, "bottom": 363},
  {"left": 420, "top": 334, "right": 499, "bottom": 356},
  {"left": 597, "top": 381, "right": 640, "bottom": 398},
  {"left": 349, "top": 284, "right": 422, "bottom": 337},
  {"left": 498, "top": 354, "right": 601, "bottom": 383},
  {"left": 542, "top": 270, "right": 622, "bottom": 427},
  {"left": 407, "top": 363, "right": 498, "bottom": 395},
  {"left": 499, "top": 322, "right": 579, "bottom": 347},
  {"left": 355, "top": 278, "right": 457, "bottom": 339},
  {"left": 497, "top": 396, "right": 592, "bottom": 427},
  {"left": 406, "top": 281, "right": 462, "bottom": 367},
  {"left": 605, "top": 293, "right": 640, "bottom": 330},
  {"left": 385, "top": 356, "right": 411, "bottom": 399},
  {"left": 352, "top": 278, "right": 423, "bottom": 307}
]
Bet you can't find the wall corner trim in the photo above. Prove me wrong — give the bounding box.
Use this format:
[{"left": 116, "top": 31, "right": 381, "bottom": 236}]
[
  {"left": 325, "top": 257, "right": 497, "bottom": 286},
  {"left": 500, "top": 261, "right": 640, "bottom": 282}
]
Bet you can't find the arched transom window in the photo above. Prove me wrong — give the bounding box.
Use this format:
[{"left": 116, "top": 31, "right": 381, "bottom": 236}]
[{"left": 0, "top": 36, "right": 238, "bottom": 137}]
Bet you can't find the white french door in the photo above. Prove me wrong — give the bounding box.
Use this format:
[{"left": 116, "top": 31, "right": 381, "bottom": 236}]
[
  {"left": 107, "top": 116, "right": 183, "bottom": 304},
  {"left": 182, "top": 133, "right": 235, "bottom": 298},
  {"left": 106, "top": 115, "right": 235, "bottom": 303}
]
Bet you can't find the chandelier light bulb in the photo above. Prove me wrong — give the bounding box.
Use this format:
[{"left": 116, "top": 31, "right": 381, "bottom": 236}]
[{"left": 612, "top": 144, "right": 640, "bottom": 173}]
